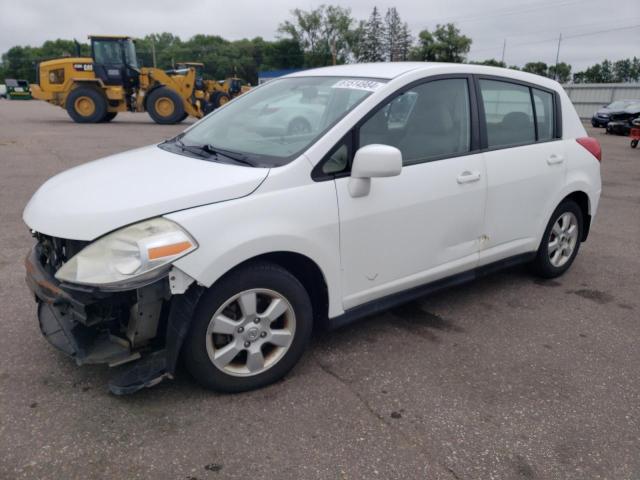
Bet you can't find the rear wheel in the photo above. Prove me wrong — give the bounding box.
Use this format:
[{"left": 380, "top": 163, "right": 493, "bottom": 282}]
[
  {"left": 531, "top": 200, "right": 583, "bottom": 278},
  {"left": 184, "top": 262, "right": 313, "bottom": 393},
  {"left": 146, "top": 87, "right": 185, "bottom": 124},
  {"left": 65, "top": 86, "right": 107, "bottom": 123},
  {"left": 631, "top": 139, "right": 638, "bottom": 149}
]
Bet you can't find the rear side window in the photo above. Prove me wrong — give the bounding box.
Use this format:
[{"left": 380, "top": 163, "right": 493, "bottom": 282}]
[
  {"left": 479, "top": 79, "right": 535, "bottom": 148},
  {"left": 532, "top": 88, "right": 554, "bottom": 141}
]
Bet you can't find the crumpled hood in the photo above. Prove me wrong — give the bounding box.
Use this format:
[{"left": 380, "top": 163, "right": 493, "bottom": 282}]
[{"left": 23, "top": 144, "right": 269, "bottom": 240}]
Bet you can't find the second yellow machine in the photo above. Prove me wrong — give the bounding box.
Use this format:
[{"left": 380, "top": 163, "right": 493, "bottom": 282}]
[{"left": 31, "top": 35, "right": 249, "bottom": 124}]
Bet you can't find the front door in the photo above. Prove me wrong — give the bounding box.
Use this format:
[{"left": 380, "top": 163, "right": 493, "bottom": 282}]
[{"left": 333, "top": 77, "right": 487, "bottom": 310}]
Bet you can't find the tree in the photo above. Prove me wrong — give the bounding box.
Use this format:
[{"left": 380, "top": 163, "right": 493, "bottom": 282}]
[
  {"left": 613, "top": 58, "right": 632, "bottom": 82},
  {"left": 384, "top": 7, "right": 401, "bottom": 61},
  {"left": 279, "top": 5, "right": 355, "bottom": 66},
  {"left": 522, "top": 61, "right": 548, "bottom": 77},
  {"left": 410, "top": 23, "right": 471, "bottom": 63},
  {"left": 471, "top": 59, "right": 506, "bottom": 67},
  {"left": 323, "top": 5, "right": 354, "bottom": 65},
  {"left": 397, "top": 22, "right": 413, "bottom": 61},
  {"left": 548, "top": 62, "right": 571, "bottom": 83},
  {"left": 357, "top": 7, "right": 386, "bottom": 62}
]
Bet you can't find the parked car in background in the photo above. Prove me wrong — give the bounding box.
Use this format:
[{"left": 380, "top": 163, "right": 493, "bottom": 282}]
[
  {"left": 592, "top": 99, "right": 640, "bottom": 127},
  {"left": 5, "top": 79, "right": 32, "bottom": 100},
  {"left": 605, "top": 102, "right": 640, "bottom": 136},
  {"left": 23, "top": 63, "right": 602, "bottom": 395}
]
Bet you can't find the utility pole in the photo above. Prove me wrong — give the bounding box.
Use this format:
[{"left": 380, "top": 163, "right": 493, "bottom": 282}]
[
  {"left": 151, "top": 39, "right": 157, "bottom": 68},
  {"left": 554, "top": 33, "right": 562, "bottom": 80},
  {"left": 501, "top": 39, "right": 507, "bottom": 65}
]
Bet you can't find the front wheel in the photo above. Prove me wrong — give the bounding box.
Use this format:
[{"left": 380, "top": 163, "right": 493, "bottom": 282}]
[
  {"left": 184, "top": 262, "right": 313, "bottom": 393},
  {"left": 146, "top": 87, "right": 186, "bottom": 124},
  {"left": 531, "top": 200, "right": 583, "bottom": 278},
  {"left": 631, "top": 139, "right": 638, "bottom": 149}
]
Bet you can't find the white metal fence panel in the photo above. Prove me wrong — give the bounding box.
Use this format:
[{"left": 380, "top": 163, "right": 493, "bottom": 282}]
[{"left": 562, "top": 83, "right": 640, "bottom": 119}]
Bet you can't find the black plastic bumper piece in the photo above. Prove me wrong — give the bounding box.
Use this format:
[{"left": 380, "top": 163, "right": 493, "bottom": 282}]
[{"left": 26, "top": 247, "right": 165, "bottom": 394}]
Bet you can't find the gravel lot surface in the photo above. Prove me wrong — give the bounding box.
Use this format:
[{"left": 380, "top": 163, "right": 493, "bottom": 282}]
[{"left": 1, "top": 100, "right": 639, "bottom": 479}]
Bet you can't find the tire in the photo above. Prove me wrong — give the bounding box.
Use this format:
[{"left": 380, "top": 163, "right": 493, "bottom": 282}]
[
  {"left": 631, "top": 139, "right": 638, "bottom": 149},
  {"left": 101, "top": 112, "right": 118, "bottom": 122},
  {"left": 531, "top": 200, "right": 583, "bottom": 278},
  {"left": 287, "top": 117, "right": 312, "bottom": 135},
  {"left": 65, "top": 86, "right": 107, "bottom": 123},
  {"left": 184, "top": 261, "right": 313, "bottom": 393},
  {"left": 146, "top": 87, "right": 185, "bottom": 124},
  {"left": 210, "top": 91, "right": 231, "bottom": 109}
]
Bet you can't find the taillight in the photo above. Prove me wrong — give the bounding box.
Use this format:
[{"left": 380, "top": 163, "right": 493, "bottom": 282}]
[{"left": 576, "top": 137, "right": 602, "bottom": 162}]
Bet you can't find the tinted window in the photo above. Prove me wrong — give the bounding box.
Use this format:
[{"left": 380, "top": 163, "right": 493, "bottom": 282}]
[
  {"left": 533, "top": 88, "right": 554, "bottom": 141},
  {"left": 480, "top": 79, "right": 534, "bottom": 148},
  {"left": 359, "top": 78, "right": 471, "bottom": 165}
]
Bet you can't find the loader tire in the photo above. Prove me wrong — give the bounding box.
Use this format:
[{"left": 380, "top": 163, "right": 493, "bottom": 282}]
[
  {"left": 66, "top": 86, "right": 108, "bottom": 123},
  {"left": 210, "top": 91, "right": 231, "bottom": 109},
  {"left": 146, "top": 87, "right": 185, "bottom": 124}
]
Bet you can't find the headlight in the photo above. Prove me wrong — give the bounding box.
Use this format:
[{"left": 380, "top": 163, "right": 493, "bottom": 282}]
[{"left": 55, "top": 217, "right": 197, "bottom": 290}]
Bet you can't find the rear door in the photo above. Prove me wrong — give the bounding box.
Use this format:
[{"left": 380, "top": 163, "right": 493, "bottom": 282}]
[{"left": 477, "top": 77, "right": 566, "bottom": 265}]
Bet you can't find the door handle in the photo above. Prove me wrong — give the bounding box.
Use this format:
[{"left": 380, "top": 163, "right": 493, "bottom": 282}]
[
  {"left": 457, "top": 170, "right": 481, "bottom": 184},
  {"left": 547, "top": 154, "right": 564, "bottom": 165}
]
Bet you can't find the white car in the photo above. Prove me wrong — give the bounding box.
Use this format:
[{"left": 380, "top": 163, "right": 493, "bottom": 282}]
[{"left": 23, "top": 63, "right": 602, "bottom": 394}]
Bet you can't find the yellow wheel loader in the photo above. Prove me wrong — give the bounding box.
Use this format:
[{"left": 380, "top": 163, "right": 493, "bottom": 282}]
[{"left": 30, "top": 36, "right": 249, "bottom": 124}]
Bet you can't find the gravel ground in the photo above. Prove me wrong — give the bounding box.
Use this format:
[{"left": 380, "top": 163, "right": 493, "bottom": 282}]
[{"left": 0, "top": 100, "right": 639, "bottom": 480}]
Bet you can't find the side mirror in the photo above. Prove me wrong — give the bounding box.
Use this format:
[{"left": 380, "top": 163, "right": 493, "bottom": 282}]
[{"left": 349, "top": 144, "right": 402, "bottom": 197}]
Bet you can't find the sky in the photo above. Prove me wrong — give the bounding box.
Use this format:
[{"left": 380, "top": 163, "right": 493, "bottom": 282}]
[{"left": 1, "top": 0, "right": 638, "bottom": 71}]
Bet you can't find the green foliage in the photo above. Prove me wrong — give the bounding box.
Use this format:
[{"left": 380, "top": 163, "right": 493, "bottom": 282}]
[
  {"left": 410, "top": 23, "right": 471, "bottom": 63},
  {"left": 1, "top": 40, "right": 90, "bottom": 83},
  {"left": 278, "top": 4, "right": 354, "bottom": 66},
  {"left": 573, "top": 58, "right": 640, "bottom": 83},
  {"left": 357, "top": 7, "right": 385, "bottom": 62},
  {"left": 522, "top": 61, "right": 549, "bottom": 76},
  {"left": 470, "top": 59, "right": 506, "bottom": 68},
  {"left": 548, "top": 62, "right": 571, "bottom": 83},
  {"left": 1, "top": 8, "right": 637, "bottom": 86}
]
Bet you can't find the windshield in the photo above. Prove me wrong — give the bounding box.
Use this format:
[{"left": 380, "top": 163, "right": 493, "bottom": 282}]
[
  {"left": 607, "top": 100, "right": 633, "bottom": 110},
  {"left": 179, "top": 76, "right": 385, "bottom": 166}
]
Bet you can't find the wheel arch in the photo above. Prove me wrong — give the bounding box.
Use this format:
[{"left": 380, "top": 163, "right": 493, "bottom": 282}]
[
  {"left": 208, "top": 251, "right": 330, "bottom": 330},
  {"left": 561, "top": 190, "right": 591, "bottom": 241}
]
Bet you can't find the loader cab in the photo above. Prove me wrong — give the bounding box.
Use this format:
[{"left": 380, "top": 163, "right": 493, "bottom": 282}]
[{"left": 90, "top": 36, "right": 139, "bottom": 88}]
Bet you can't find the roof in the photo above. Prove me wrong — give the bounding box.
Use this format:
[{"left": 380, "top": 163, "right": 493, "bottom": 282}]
[
  {"left": 287, "top": 62, "right": 563, "bottom": 90},
  {"left": 288, "top": 62, "right": 428, "bottom": 79},
  {"left": 89, "top": 35, "right": 132, "bottom": 40}
]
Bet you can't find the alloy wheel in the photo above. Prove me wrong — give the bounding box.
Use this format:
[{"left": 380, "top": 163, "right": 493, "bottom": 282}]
[{"left": 205, "top": 288, "right": 296, "bottom": 377}]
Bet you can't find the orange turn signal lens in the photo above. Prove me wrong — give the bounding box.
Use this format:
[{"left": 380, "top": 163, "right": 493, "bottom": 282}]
[{"left": 147, "top": 241, "right": 193, "bottom": 260}]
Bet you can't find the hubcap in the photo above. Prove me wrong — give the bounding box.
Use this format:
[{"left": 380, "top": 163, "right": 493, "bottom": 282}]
[
  {"left": 548, "top": 211, "right": 578, "bottom": 267},
  {"left": 205, "top": 289, "right": 296, "bottom": 377},
  {"left": 74, "top": 96, "right": 95, "bottom": 116},
  {"left": 155, "top": 97, "right": 175, "bottom": 117}
]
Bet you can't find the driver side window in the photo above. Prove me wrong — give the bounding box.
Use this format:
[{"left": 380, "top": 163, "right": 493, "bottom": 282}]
[{"left": 359, "top": 78, "right": 471, "bottom": 166}]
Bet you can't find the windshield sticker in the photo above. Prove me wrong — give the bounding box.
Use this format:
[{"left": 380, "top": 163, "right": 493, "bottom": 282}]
[{"left": 332, "top": 79, "right": 385, "bottom": 92}]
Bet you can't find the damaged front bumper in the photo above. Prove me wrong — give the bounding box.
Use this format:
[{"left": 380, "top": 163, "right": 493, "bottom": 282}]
[{"left": 25, "top": 245, "right": 204, "bottom": 395}]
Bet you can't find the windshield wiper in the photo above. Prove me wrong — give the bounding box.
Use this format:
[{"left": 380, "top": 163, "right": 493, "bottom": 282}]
[
  {"left": 202, "top": 144, "right": 256, "bottom": 167},
  {"left": 174, "top": 137, "right": 209, "bottom": 158},
  {"left": 170, "top": 136, "right": 256, "bottom": 167}
]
